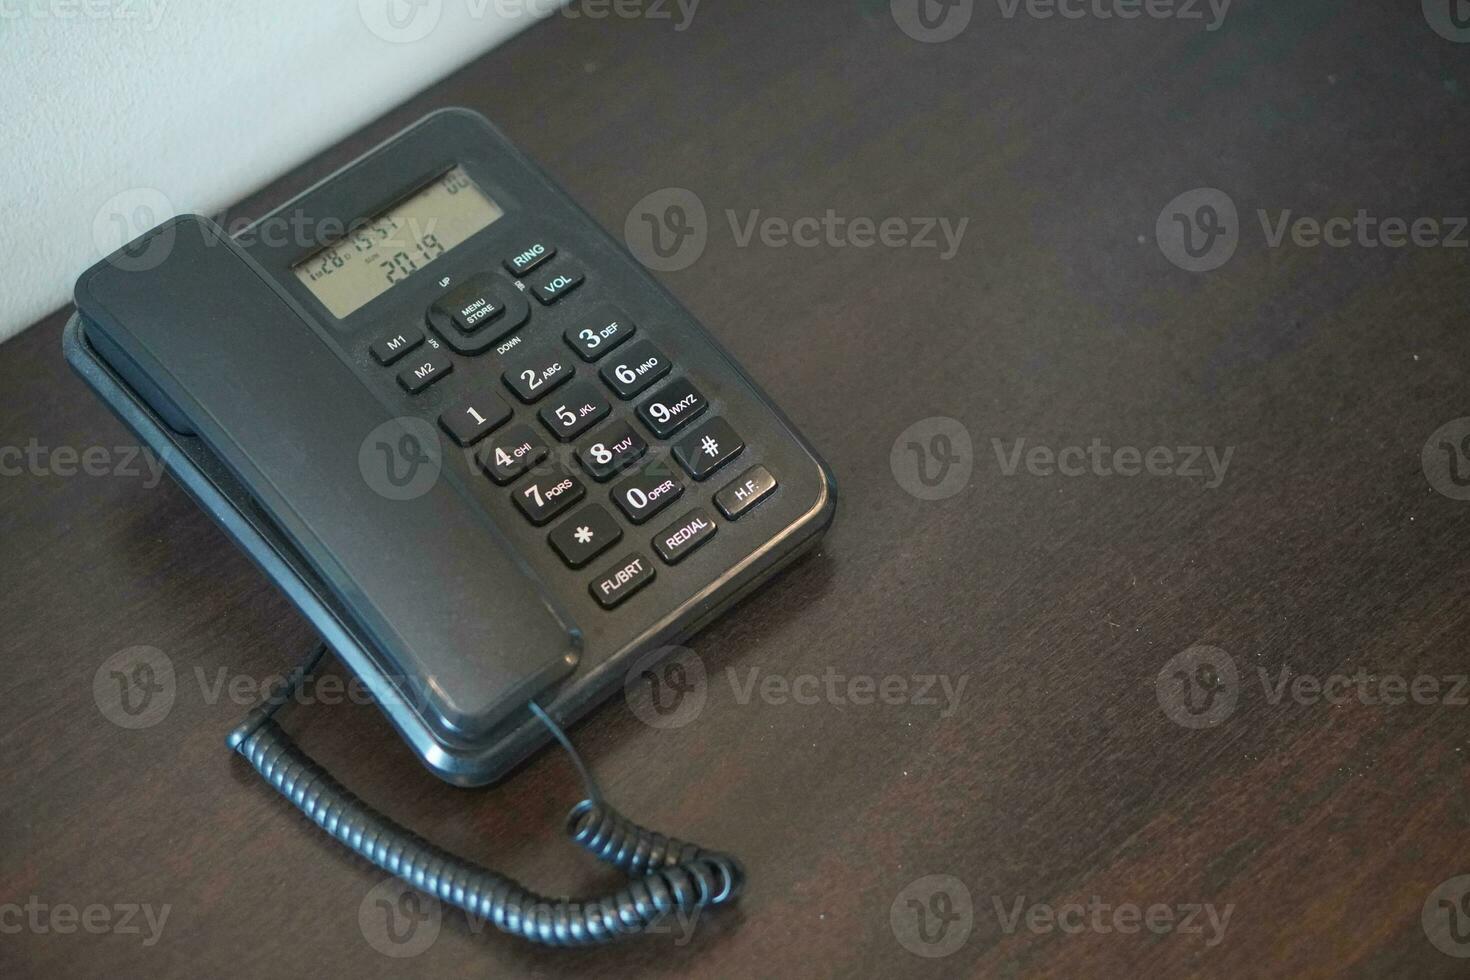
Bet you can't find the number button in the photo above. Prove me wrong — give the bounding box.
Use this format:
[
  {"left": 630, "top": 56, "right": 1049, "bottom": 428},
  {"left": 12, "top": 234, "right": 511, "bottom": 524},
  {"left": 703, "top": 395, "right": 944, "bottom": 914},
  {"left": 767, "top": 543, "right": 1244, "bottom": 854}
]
[
  {"left": 397, "top": 349, "right": 453, "bottom": 394},
  {"left": 636, "top": 378, "right": 707, "bottom": 438},
  {"left": 565, "top": 304, "right": 636, "bottom": 362},
  {"left": 502, "top": 351, "right": 573, "bottom": 403},
  {"left": 548, "top": 504, "right": 623, "bottom": 568},
  {"left": 439, "top": 390, "right": 512, "bottom": 447},
  {"left": 538, "top": 381, "right": 611, "bottom": 442},
  {"left": 477, "top": 424, "right": 548, "bottom": 485},
  {"left": 577, "top": 420, "right": 647, "bottom": 482},
  {"left": 513, "top": 469, "right": 586, "bottom": 525},
  {"left": 530, "top": 266, "right": 585, "bottom": 305},
  {"left": 611, "top": 468, "right": 685, "bottom": 525},
  {"left": 599, "top": 340, "right": 672, "bottom": 399},
  {"left": 673, "top": 417, "right": 744, "bottom": 480}
]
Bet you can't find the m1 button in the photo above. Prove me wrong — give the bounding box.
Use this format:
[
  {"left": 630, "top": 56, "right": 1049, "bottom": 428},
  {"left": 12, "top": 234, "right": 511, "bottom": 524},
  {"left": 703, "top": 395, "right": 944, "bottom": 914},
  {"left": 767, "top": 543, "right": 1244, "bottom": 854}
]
[
  {"left": 371, "top": 328, "right": 423, "bottom": 365},
  {"left": 504, "top": 241, "right": 556, "bottom": 277},
  {"left": 653, "top": 508, "right": 717, "bottom": 565},
  {"left": 715, "top": 465, "right": 777, "bottom": 519},
  {"left": 589, "top": 553, "right": 656, "bottom": 609}
]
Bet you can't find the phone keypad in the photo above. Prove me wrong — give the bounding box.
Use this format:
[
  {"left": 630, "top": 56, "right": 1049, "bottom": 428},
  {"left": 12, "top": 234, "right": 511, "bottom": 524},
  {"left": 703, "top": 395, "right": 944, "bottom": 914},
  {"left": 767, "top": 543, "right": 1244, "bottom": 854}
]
[{"left": 371, "top": 251, "right": 783, "bottom": 611}]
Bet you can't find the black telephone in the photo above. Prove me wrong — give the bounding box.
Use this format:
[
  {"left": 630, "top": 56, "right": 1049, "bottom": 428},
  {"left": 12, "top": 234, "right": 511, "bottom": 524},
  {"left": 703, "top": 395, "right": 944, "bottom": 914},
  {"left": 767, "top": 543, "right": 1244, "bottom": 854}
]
[{"left": 64, "top": 109, "right": 835, "bottom": 945}]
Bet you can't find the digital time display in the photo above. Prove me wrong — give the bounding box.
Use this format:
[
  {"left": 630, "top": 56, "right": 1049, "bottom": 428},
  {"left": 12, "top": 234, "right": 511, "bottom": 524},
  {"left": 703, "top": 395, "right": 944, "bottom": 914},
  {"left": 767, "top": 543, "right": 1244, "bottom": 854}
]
[{"left": 292, "top": 165, "right": 504, "bottom": 318}]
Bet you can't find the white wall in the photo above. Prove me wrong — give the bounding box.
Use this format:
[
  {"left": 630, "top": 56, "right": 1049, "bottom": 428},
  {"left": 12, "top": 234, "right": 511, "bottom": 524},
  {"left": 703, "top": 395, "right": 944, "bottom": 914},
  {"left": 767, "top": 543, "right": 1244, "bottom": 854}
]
[{"left": 0, "top": 0, "right": 554, "bottom": 343}]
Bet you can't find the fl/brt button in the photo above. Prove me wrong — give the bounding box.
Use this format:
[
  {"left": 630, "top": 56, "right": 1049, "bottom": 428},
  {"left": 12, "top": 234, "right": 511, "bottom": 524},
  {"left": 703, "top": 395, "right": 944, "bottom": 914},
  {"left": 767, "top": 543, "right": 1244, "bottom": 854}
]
[{"left": 589, "top": 553, "right": 655, "bottom": 609}]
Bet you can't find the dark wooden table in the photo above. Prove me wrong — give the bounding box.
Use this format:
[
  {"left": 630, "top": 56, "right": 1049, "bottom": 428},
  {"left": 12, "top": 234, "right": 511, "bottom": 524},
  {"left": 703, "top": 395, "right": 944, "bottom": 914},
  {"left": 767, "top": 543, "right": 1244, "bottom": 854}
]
[{"left": 6, "top": 3, "right": 1470, "bottom": 976}]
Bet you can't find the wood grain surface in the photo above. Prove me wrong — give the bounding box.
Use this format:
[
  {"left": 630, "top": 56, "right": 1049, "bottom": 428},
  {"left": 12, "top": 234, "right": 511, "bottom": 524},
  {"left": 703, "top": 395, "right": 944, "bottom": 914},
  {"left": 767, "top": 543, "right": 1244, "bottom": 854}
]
[{"left": 5, "top": 2, "right": 1470, "bottom": 976}]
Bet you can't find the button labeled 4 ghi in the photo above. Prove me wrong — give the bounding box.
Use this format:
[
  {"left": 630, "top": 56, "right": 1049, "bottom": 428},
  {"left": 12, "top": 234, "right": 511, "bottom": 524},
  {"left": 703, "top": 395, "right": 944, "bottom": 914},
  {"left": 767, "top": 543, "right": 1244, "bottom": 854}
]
[
  {"left": 673, "top": 417, "right": 743, "bottom": 480},
  {"left": 477, "top": 424, "right": 548, "bottom": 484}
]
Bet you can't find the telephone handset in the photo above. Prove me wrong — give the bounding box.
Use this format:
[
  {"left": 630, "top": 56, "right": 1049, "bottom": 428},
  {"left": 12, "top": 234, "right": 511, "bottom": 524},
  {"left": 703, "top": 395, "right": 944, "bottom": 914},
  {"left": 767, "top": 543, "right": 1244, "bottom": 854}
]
[{"left": 64, "top": 109, "right": 834, "bottom": 944}]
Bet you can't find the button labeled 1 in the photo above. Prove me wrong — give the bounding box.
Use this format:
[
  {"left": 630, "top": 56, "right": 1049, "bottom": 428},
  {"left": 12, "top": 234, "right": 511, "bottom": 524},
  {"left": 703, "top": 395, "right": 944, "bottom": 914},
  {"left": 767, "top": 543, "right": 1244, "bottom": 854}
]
[{"left": 439, "top": 390, "right": 511, "bottom": 446}]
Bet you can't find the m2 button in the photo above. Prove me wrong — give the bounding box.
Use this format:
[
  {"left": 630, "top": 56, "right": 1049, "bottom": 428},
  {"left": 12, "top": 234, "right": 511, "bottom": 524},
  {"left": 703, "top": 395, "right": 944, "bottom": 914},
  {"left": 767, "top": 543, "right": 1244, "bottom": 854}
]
[
  {"left": 513, "top": 469, "right": 586, "bottom": 525},
  {"left": 397, "top": 349, "right": 453, "bottom": 394},
  {"left": 531, "top": 267, "right": 585, "bottom": 305},
  {"left": 637, "top": 377, "right": 707, "bottom": 437},
  {"left": 653, "top": 508, "right": 718, "bottom": 565},
  {"left": 504, "top": 241, "right": 555, "bottom": 278},
  {"left": 590, "top": 553, "right": 656, "bottom": 609},
  {"left": 370, "top": 328, "right": 423, "bottom": 365},
  {"left": 716, "top": 465, "right": 777, "bottom": 519}
]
